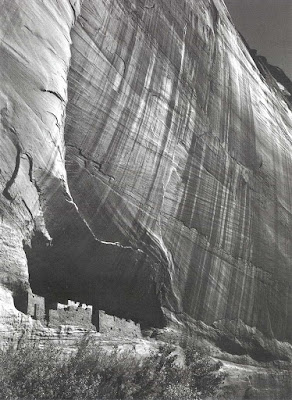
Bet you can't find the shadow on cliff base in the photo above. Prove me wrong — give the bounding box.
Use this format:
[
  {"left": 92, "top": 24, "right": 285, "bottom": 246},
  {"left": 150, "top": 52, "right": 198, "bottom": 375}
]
[
  {"left": 12, "top": 174, "right": 167, "bottom": 329},
  {"left": 22, "top": 226, "right": 166, "bottom": 330}
]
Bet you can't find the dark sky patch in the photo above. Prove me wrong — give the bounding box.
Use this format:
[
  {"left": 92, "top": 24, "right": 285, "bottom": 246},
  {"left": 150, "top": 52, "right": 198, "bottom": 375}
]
[{"left": 225, "top": 0, "right": 292, "bottom": 79}]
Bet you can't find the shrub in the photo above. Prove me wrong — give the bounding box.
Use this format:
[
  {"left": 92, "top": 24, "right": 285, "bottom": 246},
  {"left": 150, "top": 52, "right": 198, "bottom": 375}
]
[
  {"left": 183, "top": 342, "right": 227, "bottom": 398},
  {"left": 0, "top": 337, "right": 226, "bottom": 399}
]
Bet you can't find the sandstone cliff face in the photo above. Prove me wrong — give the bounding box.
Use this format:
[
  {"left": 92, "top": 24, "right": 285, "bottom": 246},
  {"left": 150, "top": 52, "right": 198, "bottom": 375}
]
[
  {"left": 0, "top": 0, "right": 79, "bottom": 330},
  {"left": 64, "top": 0, "right": 292, "bottom": 342},
  {"left": 0, "top": 0, "right": 292, "bottom": 396}
]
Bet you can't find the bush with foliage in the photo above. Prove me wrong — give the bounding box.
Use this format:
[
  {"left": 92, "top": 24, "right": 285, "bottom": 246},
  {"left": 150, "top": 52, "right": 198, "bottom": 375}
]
[{"left": 0, "top": 337, "right": 226, "bottom": 399}]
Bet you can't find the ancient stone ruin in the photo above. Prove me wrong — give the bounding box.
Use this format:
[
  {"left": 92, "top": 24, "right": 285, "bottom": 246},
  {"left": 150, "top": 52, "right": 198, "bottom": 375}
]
[{"left": 24, "top": 291, "right": 142, "bottom": 338}]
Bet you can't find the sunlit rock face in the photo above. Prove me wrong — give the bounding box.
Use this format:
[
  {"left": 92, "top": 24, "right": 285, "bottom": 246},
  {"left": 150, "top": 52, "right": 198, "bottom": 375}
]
[
  {"left": 64, "top": 0, "right": 292, "bottom": 343},
  {"left": 0, "top": 0, "right": 292, "bottom": 392},
  {"left": 0, "top": 0, "right": 81, "bottom": 329}
]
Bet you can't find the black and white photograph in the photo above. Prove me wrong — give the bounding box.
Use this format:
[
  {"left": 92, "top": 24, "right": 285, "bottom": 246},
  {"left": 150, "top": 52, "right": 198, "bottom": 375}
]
[{"left": 0, "top": 0, "right": 291, "bottom": 399}]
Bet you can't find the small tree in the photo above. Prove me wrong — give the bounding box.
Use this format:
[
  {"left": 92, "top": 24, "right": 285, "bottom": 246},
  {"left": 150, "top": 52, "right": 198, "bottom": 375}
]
[{"left": 183, "top": 343, "right": 226, "bottom": 398}]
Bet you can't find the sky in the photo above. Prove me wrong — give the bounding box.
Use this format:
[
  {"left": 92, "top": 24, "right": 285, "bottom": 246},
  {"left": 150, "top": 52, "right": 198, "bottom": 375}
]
[{"left": 225, "top": 0, "right": 292, "bottom": 80}]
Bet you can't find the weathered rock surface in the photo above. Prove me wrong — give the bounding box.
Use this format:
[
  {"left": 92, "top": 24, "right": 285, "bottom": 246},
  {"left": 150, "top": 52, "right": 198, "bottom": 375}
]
[
  {"left": 0, "top": 0, "right": 292, "bottom": 398},
  {"left": 65, "top": 0, "right": 292, "bottom": 344},
  {"left": 0, "top": 0, "right": 79, "bottom": 331}
]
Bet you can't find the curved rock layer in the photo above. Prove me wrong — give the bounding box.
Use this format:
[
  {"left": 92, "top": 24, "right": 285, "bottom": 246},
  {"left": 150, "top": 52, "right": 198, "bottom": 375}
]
[
  {"left": 0, "top": 0, "right": 292, "bottom": 391},
  {"left": 0, "top": 0, "right": 78, "bottom": 313}
]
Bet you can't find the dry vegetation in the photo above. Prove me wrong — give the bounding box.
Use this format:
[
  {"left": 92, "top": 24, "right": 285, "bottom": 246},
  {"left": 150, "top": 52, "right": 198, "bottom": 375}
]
[{"left": 0, "top": 337, "right": 226, "bottom": 399}]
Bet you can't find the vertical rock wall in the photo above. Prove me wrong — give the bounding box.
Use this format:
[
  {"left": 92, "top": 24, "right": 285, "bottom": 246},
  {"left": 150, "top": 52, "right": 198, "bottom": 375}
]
[
  {"left": 65, "top": 0, "right": 292, "bottom": 346},
  {"left": 0, "top": 0, "right": 80, "bottom": 332}
]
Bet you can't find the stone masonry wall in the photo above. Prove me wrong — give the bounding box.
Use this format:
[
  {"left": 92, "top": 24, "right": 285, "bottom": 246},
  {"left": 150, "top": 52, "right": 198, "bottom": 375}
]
[
  {"left": 99, "top": 311, "right": 142, "bottom": 338},
  {"left": 48, "top": 306, "right": 94, "bottom": 330},
  {"left": 27, "top": 292, "right": 45, "bottom": 323},
  {"left": 24, "top": 292, "right": 142, "bottom": 337}
]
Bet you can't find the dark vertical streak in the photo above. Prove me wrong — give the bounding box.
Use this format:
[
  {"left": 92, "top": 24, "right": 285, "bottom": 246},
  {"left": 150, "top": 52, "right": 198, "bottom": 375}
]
[{"left": 3, "top": 145, "right": 21, "bottom": 201}]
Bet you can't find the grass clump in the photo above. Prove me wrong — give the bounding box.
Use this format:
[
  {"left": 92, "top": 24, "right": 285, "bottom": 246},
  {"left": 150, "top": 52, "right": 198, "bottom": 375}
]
[{"left": 0, "top": 337, "right": 226, "bottom": 399}]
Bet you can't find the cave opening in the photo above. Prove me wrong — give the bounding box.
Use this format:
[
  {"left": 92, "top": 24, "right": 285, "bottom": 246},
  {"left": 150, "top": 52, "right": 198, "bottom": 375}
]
[
  {"left": 21, "top": 231, "right": 99, "bottom": 329},
  {"left": 21, "top": 229, "right": 166, "bottom": 331}
]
